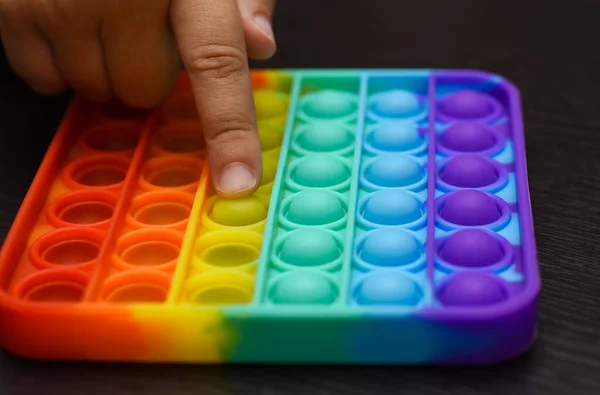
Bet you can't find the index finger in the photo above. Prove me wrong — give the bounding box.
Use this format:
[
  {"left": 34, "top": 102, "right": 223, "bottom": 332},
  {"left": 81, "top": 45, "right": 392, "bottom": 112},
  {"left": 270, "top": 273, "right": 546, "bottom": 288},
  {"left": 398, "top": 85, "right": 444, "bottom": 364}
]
[{"left": 170, "top": 0, "right": 262, "bottom": 198}]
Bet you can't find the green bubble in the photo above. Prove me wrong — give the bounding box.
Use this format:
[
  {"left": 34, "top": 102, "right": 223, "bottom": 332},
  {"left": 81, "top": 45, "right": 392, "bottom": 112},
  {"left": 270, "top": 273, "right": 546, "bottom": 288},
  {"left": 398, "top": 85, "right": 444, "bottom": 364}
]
[
  {"left": 292, "top": 155, "right": 349, "bottom": 188},
  {"left": 286, "top": 190, "right": 345, "bottom": 226},
  {"left": 297, "top": 123, "right": 353, "bottom": 153},
  {"left": 279, "top": 228, "right": 340, "bottom": 266},
  {"left": 302, "top": 90, "right": 357, "bottom": 119},
  {"left": 271, "top": 271, "right": 337, "bottom": 304}
]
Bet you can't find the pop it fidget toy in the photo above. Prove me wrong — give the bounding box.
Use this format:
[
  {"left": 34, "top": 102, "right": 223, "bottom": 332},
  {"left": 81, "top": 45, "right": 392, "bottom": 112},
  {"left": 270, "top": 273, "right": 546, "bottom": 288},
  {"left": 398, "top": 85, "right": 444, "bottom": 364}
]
[{"left": 0, "top": 69, "right": 539, "bottom": 364}]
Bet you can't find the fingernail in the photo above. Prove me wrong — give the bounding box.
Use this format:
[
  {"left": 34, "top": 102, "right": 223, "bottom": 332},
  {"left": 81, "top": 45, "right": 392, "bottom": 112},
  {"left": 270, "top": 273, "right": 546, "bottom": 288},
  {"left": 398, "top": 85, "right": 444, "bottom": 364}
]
[
  {"left": 254, "top": 14, "right": 275, "bottom": 42},
  {"left": 217, "top": 163, "right": 257, "bottom": 195}
]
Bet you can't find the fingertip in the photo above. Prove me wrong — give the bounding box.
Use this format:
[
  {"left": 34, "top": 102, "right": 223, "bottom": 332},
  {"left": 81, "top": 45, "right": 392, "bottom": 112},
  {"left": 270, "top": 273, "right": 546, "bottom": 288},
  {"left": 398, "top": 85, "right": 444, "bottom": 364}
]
[
  {"left": 215, "top": 161, "right": 261, "bottom": 198},
  {"left": 243, "top": 15, "right": 277, "bottom": 60}
]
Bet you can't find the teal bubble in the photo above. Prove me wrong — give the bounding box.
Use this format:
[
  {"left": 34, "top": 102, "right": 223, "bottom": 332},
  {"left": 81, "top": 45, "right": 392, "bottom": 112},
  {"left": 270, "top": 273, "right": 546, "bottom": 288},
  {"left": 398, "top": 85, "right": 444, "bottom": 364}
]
[
  {"left": 366, "top": 155, "right": 424, "bottom": 188},
  {"left": 271, "top": 271, "right": 338, "bottom": 304},
  {"left": 279, "top": 228, "right": 340, "bottom": 266},
  {"left": 292, "top": 155, "right": 349, "bottom": 188},
  {"left": 297, "top": 123, "right": 353, "bottom": 153},
  {"left": 286, "top": 190, "right": 346, "bottom": 226},
  {"left": 302, "top": 90, "right": 357, "bottom": 119},
  {"left": 356, "top": 272, "right": 422, "bottom": 306}
]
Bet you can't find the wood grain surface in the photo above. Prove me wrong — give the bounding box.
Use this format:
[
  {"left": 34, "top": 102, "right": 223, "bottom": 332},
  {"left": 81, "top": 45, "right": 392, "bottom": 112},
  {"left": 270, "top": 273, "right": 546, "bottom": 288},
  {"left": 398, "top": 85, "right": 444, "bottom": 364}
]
[{"left": 0, "top": 1, "right": 598, "bottom": 394}]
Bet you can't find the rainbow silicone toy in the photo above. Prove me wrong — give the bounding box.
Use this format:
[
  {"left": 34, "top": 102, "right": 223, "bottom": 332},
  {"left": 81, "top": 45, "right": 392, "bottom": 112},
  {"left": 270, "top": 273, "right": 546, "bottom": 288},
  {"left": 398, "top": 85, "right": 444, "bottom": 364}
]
[{"left": 0, "top": 69, "right": 539, "bottom": 364}]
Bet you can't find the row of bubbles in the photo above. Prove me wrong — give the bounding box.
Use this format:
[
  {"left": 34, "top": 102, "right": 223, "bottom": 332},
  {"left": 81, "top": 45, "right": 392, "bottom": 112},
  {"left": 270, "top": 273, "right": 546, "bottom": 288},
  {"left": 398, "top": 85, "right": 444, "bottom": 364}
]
[
  {"left": 9, "top": 100, "right": 149, "bottom": 303},
  {"left": 169, "top": 72, "right": 292, "bottom": 305},
  {"left": 432, "top": 79, "right": 522, "bottom": 309},
  {"left": 350, "top": 75, "right": 431, "bottom": 308},
  {"left": 257, "top": 74, "right": 362, "bottom": 306}
]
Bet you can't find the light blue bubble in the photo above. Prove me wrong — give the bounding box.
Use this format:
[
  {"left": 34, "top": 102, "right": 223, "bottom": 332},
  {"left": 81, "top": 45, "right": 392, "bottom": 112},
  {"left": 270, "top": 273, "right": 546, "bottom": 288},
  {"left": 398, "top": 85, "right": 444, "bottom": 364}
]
[
  {"left": 366, "top": 155, "right": 424, "bottom": 188},
  {"left": 370, "top": 122, "right": 423, "bottom": 152},
  {"left": 361, "top": 228, "right": 422, "bottom": 267},
  {"left": 362, "top": 190, "right": 423, "bottom": 226},
  {"left": 356, "top": 272, "right": 422, "bottom": 305},
  {"left": 370, "top": 90, "right": 422, "bottom": 118}
]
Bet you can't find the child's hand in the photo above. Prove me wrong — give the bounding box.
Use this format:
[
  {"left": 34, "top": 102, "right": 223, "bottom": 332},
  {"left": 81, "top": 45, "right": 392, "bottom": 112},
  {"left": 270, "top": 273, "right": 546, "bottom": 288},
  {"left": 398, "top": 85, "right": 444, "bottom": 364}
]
[{"left": 0, "top": 0, "right": 277, "bottom": 197}]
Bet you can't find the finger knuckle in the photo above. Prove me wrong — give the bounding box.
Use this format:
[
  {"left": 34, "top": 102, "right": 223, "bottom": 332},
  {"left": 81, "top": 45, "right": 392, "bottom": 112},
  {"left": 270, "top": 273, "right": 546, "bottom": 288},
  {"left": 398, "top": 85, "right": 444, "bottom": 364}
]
[
  {"left": 184, "top": 43, "right": 247, "bottom": 82},
  {"left": 208, "top": 112, "right": 256, "bottom": 145}
]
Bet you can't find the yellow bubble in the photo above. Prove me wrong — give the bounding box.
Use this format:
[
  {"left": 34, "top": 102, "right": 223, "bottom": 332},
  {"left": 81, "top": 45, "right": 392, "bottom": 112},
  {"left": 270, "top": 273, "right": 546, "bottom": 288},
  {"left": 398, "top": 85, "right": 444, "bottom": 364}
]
[
  {"left": 254, "top": 90, "right": 289, "bottom": 119},
  {"left": 257, "top": 120, "right": 283, "bottom": 151},
  {"left": 260, "top": 154, "right": 278, "bottom": 186},
  {"left": 211, "top": 197, "right": 268, "bottom": 226}
]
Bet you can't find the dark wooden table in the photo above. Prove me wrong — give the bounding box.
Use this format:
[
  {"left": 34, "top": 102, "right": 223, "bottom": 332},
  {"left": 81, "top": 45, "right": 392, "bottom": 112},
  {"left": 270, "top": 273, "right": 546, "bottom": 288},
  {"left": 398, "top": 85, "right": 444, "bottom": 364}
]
[{"left": 1, "top": 1, "right": 598, "bottom": 394}]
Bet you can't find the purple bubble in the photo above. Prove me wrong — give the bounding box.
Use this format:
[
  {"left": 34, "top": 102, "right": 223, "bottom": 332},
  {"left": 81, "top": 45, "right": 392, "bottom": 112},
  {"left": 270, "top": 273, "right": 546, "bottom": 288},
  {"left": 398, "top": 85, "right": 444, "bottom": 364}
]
[
  {"left": 439, "top": 190, "right": 501, "bottom": 226},
  {"left": 440, "top": 122, "right": 497, "bottom": 153},
  {"left": 439, "top": 90, "right": 496, "bottom": 120},
  {"left": 439, "top": 155, "right": 499, "bottom": 188},
  {"left": 437, "top": 272, "right": 508, "bottom": 306},
  {"left": 439, "top": 229, "right": 504, "bottom": 268}
]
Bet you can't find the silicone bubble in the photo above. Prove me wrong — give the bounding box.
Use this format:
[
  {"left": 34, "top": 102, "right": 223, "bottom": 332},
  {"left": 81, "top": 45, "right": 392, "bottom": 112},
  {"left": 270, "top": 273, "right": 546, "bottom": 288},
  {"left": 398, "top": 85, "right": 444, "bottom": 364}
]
[
  {"left": 437, "top": 272, "right": 508, "bottom": 306},
  {"left": 201, "top": 243, "right": 260, "bottom": 269},
  {"left": 260, "top": 154, "right": 278, "bottom": 186},
  {"left": 439, "top": 229, "right": 505, "bottom": 268},
  {"left": 369, "top": 90, "right": 422, "bottom": 119},
  {"left": 360, "top": 228, "right": 422, "bottom": 267},
  {"left": 279, "top": 228, "right": 340, "bottom": 267},
  {"left": 440, "top": 122, "right": 497, "bottom": 153},
  {"left": 369, "top": 122, "right": 423, "bottom": 152},
  {"left": 31, "top": 228, "right": 104, "bottom": 269},
  {"left": 270, "top": 271, "right": 337, "bottom": 305},
  {"left": 211, "top": 196, "right": 268, "bottom": 226},
  {"left": 439, "top": 190, "right": 502, "bottom": 226},
  {"left": 296, "top": 123, "right": 353, "bottom": 153},
  {"left": 15, "top": 270, "right": 89, "bottom": 303},
  {"left": 292, "top": 155, "right": 349, "bottom": 188},
  {"left": 193, "top": 229, "right": 262, "bottom": 272},
  {"left": 254, "top": 90, "right": 289, "bottom": 119},
  {"left": 101, "top": 272, "right": 170, "bottom": 304},
  {"left": 159, "top": 135, "right": 204, "bottom": 154},
  {"left": 66, "top": 156, "right": 130, "bottom": 189},
  {"left": 257, "top": 120, "right": 283, "bottom": 151},
  {"left": 153, "top": 124, "right": 204, "bottom": 155},
  {"left": 115, "top": 228, "right": 182, "bottom": 270},
  {"left": 365, "top": 155, "right": 424, "bottom": 188},
  {"left": 440, "top": 155, "right": 500, "bottom": 188},
  {"left": 106, "top": 283, "right": 167, "bottom": 303},
  {"left": 286, "top": 190, "right": 345, "bottom": 226},
  {"left": 58, "top": 200, "right": 114, "bottom": 226},
  {"left": 439, "top": 90, "right": 498, "bottom": 120},
  {"left": 129, "top": 191, "right": 192, "bottom": 229},
  {"left": 145, "top": 167, "right": 199, "bottom": 188},
  {"left": 24, "top": 281, "right": 85, "bottom": 302},
  {"left": 301, "top": 90, "right": 357, "bottom": 120},
  {"left": 82, "top": 122, "right": 141, "bottom": 153},
  {"left": 48, "top": 190, "right": 117, "bottom": 229},
  {"left": 356, "top": 272, "right": 422, "bottom": 306},
  {"left": 362, "top": 190, "right": 423, "bottom": 226},
  {"left": 183, "top": 272, "right": 254, "bottom": 305},
  {"left": 141, "top": 157, "right": 203, "bottom": 191}
]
